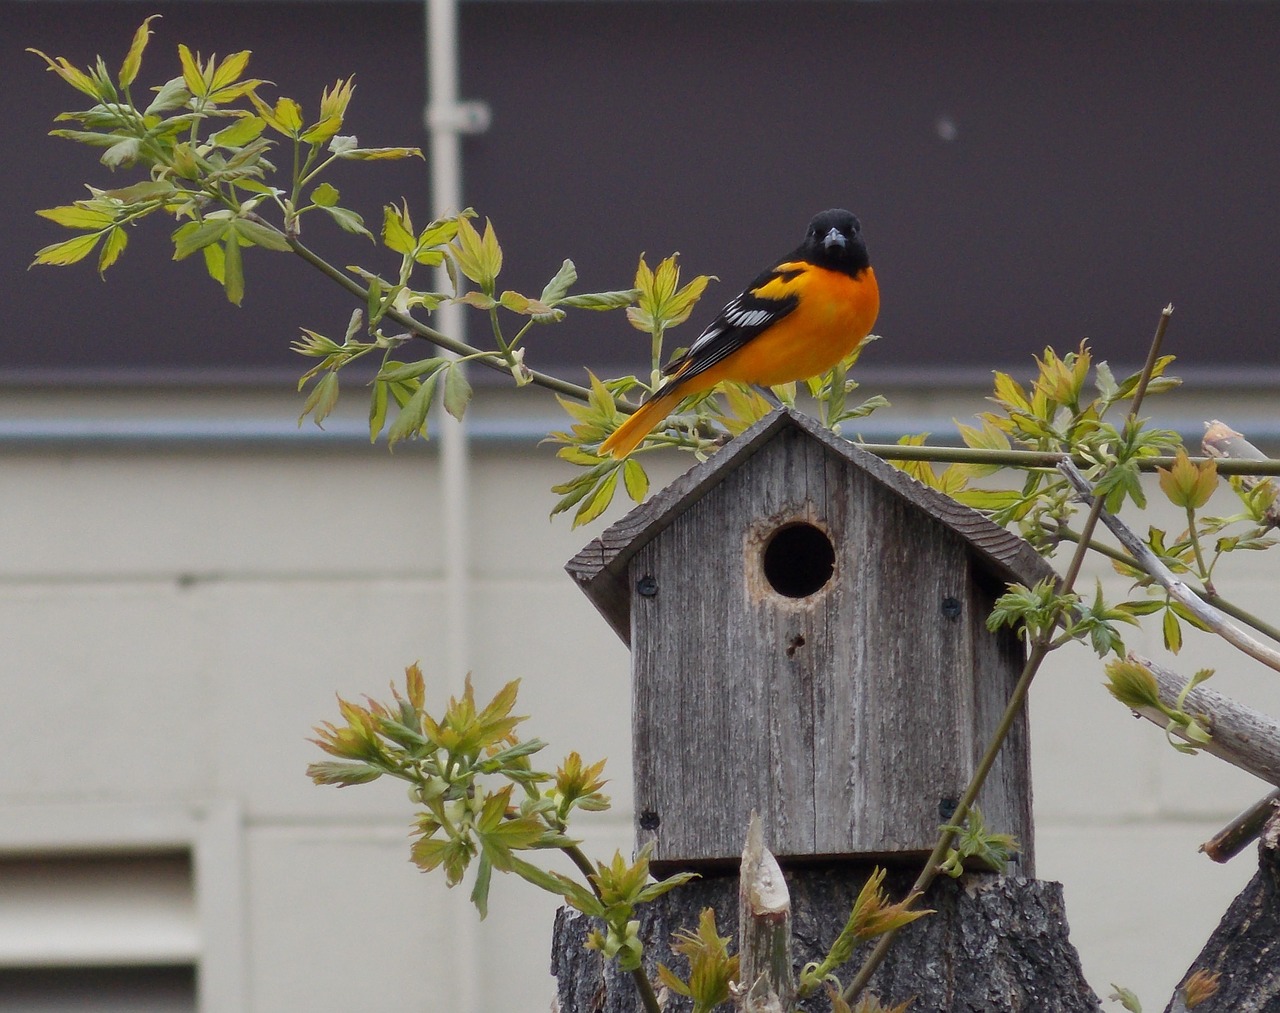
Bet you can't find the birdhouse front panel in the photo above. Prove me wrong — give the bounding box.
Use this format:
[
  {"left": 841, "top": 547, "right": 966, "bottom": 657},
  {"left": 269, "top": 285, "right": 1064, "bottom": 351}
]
[{"left": 626, "top": 423, "right": 1033, "bottom": 867}]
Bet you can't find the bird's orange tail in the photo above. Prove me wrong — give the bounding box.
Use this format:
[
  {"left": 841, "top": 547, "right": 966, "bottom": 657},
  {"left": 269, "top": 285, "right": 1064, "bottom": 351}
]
[{"left": 599, "top": 386, "right": 687, "bottom": 459}]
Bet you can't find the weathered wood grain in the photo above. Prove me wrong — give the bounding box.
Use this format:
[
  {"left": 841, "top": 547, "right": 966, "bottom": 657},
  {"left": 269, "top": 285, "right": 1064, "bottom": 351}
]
[
  {"left": 567, "top": 408, "right": 1056, "bottom": 647},
  {"left": 626, "top": 421, "right": 1034, "bottom": 864}
]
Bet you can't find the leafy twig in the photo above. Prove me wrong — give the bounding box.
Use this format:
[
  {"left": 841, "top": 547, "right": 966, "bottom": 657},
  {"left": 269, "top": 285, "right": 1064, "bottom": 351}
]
[{"left": 1060, "top": 461, "right": 1280, "bottom": 674}]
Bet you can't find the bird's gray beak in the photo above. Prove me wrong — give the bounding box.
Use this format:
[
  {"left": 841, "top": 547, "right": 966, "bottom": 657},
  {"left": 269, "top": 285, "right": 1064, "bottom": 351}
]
[{"left": 822, "top": 227, "right": 847, "bottom": 251}]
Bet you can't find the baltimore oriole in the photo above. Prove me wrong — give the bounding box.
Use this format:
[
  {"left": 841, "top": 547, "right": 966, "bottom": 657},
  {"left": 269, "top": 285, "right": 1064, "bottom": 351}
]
[{"left": 600, "top": 209, "right": 880, "bottom": 459}]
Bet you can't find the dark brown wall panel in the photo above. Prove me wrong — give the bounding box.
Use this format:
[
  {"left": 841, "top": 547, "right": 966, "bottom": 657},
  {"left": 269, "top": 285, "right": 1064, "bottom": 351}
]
[{"left": 5, "top": 2, "right": 1278, "bottom": 382}]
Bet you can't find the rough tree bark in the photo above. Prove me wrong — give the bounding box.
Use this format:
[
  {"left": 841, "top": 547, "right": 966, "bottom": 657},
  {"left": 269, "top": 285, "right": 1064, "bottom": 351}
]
[
  {"left": 1163, "top": 823, "right": 1280, "bottom": 1013},
  {"left": 552, "top": 864, "right": 1101, "bottom": 1012}
]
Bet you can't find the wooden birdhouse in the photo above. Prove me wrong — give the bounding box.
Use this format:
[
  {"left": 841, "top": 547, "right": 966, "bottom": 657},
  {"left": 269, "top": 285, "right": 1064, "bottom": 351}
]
[{"left": 567, "top": 408, "right": 1055, "bottom": 871}]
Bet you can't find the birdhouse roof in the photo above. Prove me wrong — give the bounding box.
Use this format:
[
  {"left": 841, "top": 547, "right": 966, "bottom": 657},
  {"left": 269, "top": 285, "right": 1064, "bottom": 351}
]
[{"left": 566, "top": 407, "right": 1057, "bottom": 644}]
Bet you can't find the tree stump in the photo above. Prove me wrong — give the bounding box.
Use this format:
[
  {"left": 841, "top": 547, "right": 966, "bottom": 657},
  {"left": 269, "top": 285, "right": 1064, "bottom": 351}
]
[
  {"left": 552, "top": 864, "right": 1101, "bottom": 1012},
  {"left": 1163, "top": 829, "right": 1280, "bottom": 1013}
]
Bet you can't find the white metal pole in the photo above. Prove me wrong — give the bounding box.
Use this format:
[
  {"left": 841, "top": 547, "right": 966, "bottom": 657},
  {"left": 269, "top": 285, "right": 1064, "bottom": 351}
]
[
  {"left": 427, "top": 0, "right": 470, "bottom": 688},
  {"left": 425, "top": 3, "right": 489, "bottom": 1010}
]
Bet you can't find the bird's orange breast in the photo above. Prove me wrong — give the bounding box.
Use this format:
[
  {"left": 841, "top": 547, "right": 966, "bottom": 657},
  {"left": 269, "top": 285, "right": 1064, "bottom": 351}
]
[{"left": 692, "top": 265, "right": 879, "bottom": 390}]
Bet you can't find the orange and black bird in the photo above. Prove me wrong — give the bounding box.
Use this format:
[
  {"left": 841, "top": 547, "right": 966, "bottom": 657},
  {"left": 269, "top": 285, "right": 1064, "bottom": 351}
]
[{"left": 600, "top": 209, "right": 880, "bottom": 459}]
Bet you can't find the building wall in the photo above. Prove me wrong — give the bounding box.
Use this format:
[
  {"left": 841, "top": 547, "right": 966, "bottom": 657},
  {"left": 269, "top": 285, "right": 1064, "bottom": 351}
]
[{"left": 2, "top": 383, "right": 1277, "bottom": 1010}]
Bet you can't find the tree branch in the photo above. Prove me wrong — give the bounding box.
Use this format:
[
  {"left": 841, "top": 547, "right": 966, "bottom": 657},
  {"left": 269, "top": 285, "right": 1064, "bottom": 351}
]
[
  {"left": 1201, "top": 791, "right": 1280, "bottom": 863},
  {"left": 859, "top": 443, "right": 1280, "bottom": 476},
  {"left": 1060, "top": 462, "right": 1280, "bottom": 674},
  {"left": 1047, "top": 522, "right": 1280, "bottom": 646},
  {"left": 1127, "top": 654, "right": 1280, "bottom": 787},
  {"left": 1202, "top": 420, "right": 1280, "bottom": 527},
  {"left": 285, "top": 236, "right": 608, "bottom": 405},
  {"left": 737, "top": 814, "right": 793, "bottom": 1012}
]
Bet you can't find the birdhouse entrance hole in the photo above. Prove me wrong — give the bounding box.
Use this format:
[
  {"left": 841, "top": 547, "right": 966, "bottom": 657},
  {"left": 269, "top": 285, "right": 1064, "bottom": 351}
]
[{"left": 762, "top": 522, "right": 835, "bottom": 598}]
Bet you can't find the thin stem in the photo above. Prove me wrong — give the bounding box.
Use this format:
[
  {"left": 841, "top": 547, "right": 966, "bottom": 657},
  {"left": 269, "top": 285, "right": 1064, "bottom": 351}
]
[
  {"left": 1202, "top": 590, "right": 1280, "bottom": 645},
  {"left": 561, "top": 843, "right": 597, "bottom": 886},
  {"left": 559, "top": 843, "right": 662, "bottom": 1013},
  {"left": 1186, "top": 506, "right": 1213, "bottom": 591},
  {"left": 1048, "top": 522, "right": 1280, "bottom": 646},
  {"left": 276, "top": 238, "right": 1280, "bottom": 486},
  {"left": 284, "top": 236, "right": 604, "bottom": 404},
  {"left": 298, "top": 149, "right": 342, "bottom": 190},
  {"left": 1129, "top": 304, "right": 1174, "bottom": 417},
  {"left": 213, "top": 226, "right": 1280, "bottom": 481},
  {"left": 632, "top": 966, "right": 662, "bottom": 1013},
  {"left": 856, "top": 443, "right": 1280, "bottom": 476},
  {"left": 1062, "top": 462, "right": 1280, "bottom": 675}
]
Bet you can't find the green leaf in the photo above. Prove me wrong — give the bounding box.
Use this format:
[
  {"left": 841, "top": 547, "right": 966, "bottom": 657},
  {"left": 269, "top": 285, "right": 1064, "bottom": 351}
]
[
  {"left": 443, "top": 363, "right": 472, "bottom": 421},
  {"left": 368, "top": 380, "right": 389, "bottom": 442},
  {"left": 1117, "top": 598, "right": 1165, "bottom": 618},
  {"left": 306, "top": 760, "right": 384, "bottom": 786},
  {"left": 376, "top": 358, "right": 446, "bottom": 383},
  {"left": 574, "top": 468, "right": 620, "bottom": 527},
  {"left": 145, "top": 76, "right": 191, "bottom": 116},
  {"left": 1109, "top": 984, "right": 1143, "bottom": 1012},
  {"left": 499, "top": 290, "right": 554, "bottom": 316},
  {"left": 382, "top": 205, "right": 416, "bottom": 255},
  {"left": 31, "top": 231, "right": 102, "bottom": 267},
  {"left": 470, "top": 852, "right": 493, "bottom": 919},
  {"left": 540, "top": 259, "right": 578, "bottom": 304},
  {"left": 387, "top": 373, "right": 439, "bottom": 448},
  {"left": 37, "top": 204, "right": 115, "bottom": 230},
  {"left": 208, "top": 50, "right": 252, "bottom": 95},
  {"left": 172, "top": 218, "right": 230, "bottom": 260},
  {"left": 952, "top": 488, "right": 1023, "bottom": 512},
  {"left": 28, "top": 49, "right": 101, "bottom": 100},
  {"left": 457, "top": 291, "right": 497, "bottom": 310},
  {"left": 336, "top": 145, "right": 424, "bottom": 161},
  {"left": 98, "top": 227, "right": 128, "bottom": 275},
  {"left": 549, "top": 473, "right": 600, "bottom": 519},
  {"left": 416, "top": 216, "right": 460, "bottom": 249},
  {"left": 221, "top": 233, "right": 245, "bottom": 304},
  {"left": 273, "top": 96, "right": 303, "bottom": 134},
  {"left": 299, "top": 371, "right": 340, "bottom": 428},
  {"left": 505, "top": 854, "right": 603, "bottom": 915},
  {"left": 622, "top": 458, "right": 649, "bottom": 503},
  {"left": 210, "top": 114, "right": 266, "bottom": 148},
  {"left": 319, "top": 204, "right": 370, "bottom": 238},
  {"left": 558, "top": 289, "right": 640, "bottom": 311},
  {"left": 310, "top": 182, "right": 340, "bottom": 207},
  {"left": 201, "top": 241, "right": 225, "bottom": 284},
  {"left": 1163, "top": 608, "right": 1183, "bottom": 654},
  {"left": 231, "top": 218, "right": 292, "bottom": 252},
  {"left": 102, "top": 136, "right": 142, "bottom": 168},
  {"left": 1095, "top": 361, "right": 1119, "bottom": 402}
]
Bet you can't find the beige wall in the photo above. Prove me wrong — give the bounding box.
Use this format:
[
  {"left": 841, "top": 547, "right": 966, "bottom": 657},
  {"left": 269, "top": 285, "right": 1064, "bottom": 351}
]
[{"left": 1, "top": 384, "right": 1276, "bottom": 1010}]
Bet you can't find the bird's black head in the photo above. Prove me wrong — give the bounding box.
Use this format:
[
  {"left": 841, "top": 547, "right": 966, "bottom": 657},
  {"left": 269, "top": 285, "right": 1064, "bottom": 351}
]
[{"left": 800, "top": 208, "right": 869, "bottom": 275}]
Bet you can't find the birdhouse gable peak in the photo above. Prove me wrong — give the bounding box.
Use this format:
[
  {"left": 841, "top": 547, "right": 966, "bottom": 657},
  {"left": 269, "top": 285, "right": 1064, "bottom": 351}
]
[{"left": 566, "top": 407, "right": 1054, "bottom": 644}]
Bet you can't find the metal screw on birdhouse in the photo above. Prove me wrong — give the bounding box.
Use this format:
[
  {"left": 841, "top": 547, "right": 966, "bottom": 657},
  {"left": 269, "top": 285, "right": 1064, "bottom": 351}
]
[
  {"left": 639, "top": 810, "right": 660, "bottom": 830},
  {"left": 636, "top": 575, "right": 658, "bottom": 597},
  {"left": 941, "top": 596, "right": 962, "bottom": 620},
  {"left": 939, "top": 797, "right": 959, "bottom": 821}
]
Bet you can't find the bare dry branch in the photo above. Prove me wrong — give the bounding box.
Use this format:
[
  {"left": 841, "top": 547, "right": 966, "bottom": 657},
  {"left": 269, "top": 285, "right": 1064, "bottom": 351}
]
[{"left": 1129, "top": 654, "right": 1280, "bottom": 787}]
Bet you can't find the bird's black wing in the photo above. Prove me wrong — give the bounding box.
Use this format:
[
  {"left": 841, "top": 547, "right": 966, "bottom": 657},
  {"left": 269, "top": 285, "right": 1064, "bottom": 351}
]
[{"left": 662, "top": 264, "right": 803, "bottom": 382}]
